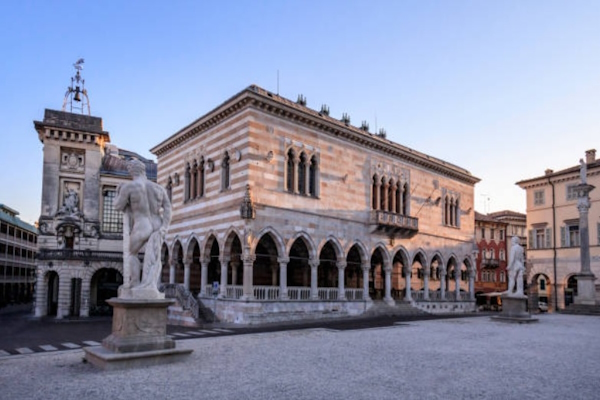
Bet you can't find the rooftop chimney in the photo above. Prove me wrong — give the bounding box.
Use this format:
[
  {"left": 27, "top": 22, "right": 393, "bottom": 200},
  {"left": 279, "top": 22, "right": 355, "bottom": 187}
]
[
  {"left": 585, "top": 149, "right": 596, "bottom": 164},
  {"left": 545, "top": 169, "right": 554, "bottom": 175}
]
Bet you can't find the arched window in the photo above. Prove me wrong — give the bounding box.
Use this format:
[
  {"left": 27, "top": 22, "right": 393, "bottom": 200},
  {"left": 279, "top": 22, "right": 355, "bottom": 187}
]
[
  {"left": 454, "top": 199, "right": 460, "bottom": 227},
  {"left": 298, "top": 152, "right": 307, "bottom": 195},
  {"left": 198, "top": 157, "right": 205, "bottom": 197},
  {"left": 286, "top": 149, "right": 295, "bottom": 193},
  {"left": 221, "top": 152, "right": 230, "bottom": 190},
  {"left": 387, "top": 179, "right": 394, "bottom": 212},
  {"left": 184, "top": 163, "right": 191, "bottom": 201},
  {"left": 444, "top": 196, "right": 450, "bottom": 225},
  {"left": 396, "top": 182, "right": 402, "bottom": 214},
  {"left": 372, "top": 175, "right": 378, "bottom": 209},
  {"left": 380, "top": 177, "right": 386, "bottom": 210},
  {"left": 192, "top": 160, "right": 198, "bottom": 199},
  {"left": 402, "top": 183, "right": 409, "bottom": 215},
  {"left": 309, "top": 155, "right": 318, "bottom": 197}
]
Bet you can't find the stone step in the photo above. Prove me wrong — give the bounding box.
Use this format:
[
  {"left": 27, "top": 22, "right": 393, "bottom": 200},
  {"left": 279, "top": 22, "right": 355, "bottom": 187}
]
[
  {"left": 562, "top": 304, "right": 600, "bottom": 315},
  {"left": 364, "top": 301, "right": 427, "bottom": 317}
]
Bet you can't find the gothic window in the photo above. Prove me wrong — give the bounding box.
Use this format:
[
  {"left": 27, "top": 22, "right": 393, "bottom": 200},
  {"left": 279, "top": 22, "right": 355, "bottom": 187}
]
[
  {"left": 221, "top": 151, "right": 230, "bottom": 190},
  {"left": 379, "top": 177, "right": 386, "bottom": 210},
  {"left": 298, "top": 152, "right": 307, "bottom": 195},
  {"left": 192, "top": 160, "right": 198, "bottom": 199},
  {"left": 402, "top": 183, "right": 409, "bottom": 215},
  {"left": 184, "top": 163, "right": 191, "bottom": 201},
  {"left": 198, "top": 157, "right": 205, "bottom": 197},
  {"left": 372, "top": 175, "right": 378, "bottom": 209},
  {"left": 101, "top": 187, "right": 122, "bottom": 233},
  {"left": 309, "top": 155, "right": 318, "bottom": 197},
  {"left": 286, "top": 149, "right": 295, "bottom": 193},
  {"left": 454, "top": 198, "right": 460, "bottom": 227},
  {"left": 387, "top": 179, "right": 394, "bottom": 212}
]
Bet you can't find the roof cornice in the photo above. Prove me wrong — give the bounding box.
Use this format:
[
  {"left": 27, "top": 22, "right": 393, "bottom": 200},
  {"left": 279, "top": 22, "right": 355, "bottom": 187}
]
[{"left": 151, "top": 85, "right": 480, "bottom": 185}]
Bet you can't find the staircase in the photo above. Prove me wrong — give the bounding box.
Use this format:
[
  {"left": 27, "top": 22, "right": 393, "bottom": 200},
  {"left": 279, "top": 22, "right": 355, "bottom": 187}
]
[
  {"left": 562, "top": 303, "right": 600, "bottom": 316},
  {"left": 364, "top": 300, "right": 428, "bottom": 317},
  {"left": 161, "top": 284, "right": 217, "bottom": 326}
]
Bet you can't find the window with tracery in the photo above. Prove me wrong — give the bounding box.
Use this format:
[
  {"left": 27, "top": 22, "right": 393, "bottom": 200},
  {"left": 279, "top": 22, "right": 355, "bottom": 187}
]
[
  {"left": 285, "top": 147, "right": 319, "bottom": 198},
  {"left": 371, "top": 175, "right": 409, "bottom": 215}
]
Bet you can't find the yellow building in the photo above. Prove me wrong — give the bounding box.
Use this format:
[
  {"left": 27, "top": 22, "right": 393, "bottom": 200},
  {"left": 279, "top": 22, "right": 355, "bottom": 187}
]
[{"left": 517, "top": 149, "right": 600, "bottom": 311}]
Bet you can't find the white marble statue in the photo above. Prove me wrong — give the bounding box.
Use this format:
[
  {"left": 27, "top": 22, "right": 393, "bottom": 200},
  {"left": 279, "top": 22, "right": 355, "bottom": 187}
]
[
  {"left": 114, "top": 159, "right": 172, "bottom": 299},
  {"left": 580, "top": 158, "right": 587, "bottom": 184},
  {"left": 506, "top": 236, "right": 525, "bottom": 297}
]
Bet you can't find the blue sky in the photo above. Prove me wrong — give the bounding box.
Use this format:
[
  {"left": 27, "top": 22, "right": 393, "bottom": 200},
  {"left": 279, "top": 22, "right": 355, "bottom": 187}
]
[{"left": 1, "top": 1, "right": 599, "bottom": 224}]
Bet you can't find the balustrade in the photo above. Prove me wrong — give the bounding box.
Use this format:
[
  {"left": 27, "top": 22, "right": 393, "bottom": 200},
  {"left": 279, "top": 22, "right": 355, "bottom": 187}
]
[
  {"left": 254, "top": 285, "right": 279, "bottom": 300},
  {"left": 344, "top": 288, "right": 363, "bottom": 300},
  {"left": 288, "top": 286, "right": 311, "bottom": 300},
  {"left": 318, "top": 288, "right": 338, "bottom": 300}
]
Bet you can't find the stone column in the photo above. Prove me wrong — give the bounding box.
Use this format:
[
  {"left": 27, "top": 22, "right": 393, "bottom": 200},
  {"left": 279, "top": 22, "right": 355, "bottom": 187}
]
[
  {"left": 199, "top": 260, "right": 208, "bottom": 297},
  {"left": 242, "top": 255, "right": 255, "bottom": 300},
  {"left": 390, "top": 183, "right": 397, "bottom": 213},
  {"left": 469, "top": 268, "right": 476, "bottom": 301},
  {"left": 34, "top": 268, "right": 45, "bottom": 317},
  {"left": 310, "top": 259, "right": 319, "bottom": 300},
  {"left": 440, "top": 269, "right": 446, "bottom": 300},
  {"left": 219, "top": 258, "right": 229, "bottom": 298},
  {"left": 292, "top": 154, "right": 299, "bottom": 194},
  {"left": 169, "top": 261, "right": 176, "bottom": 284},
  {"left": 383, "top": 261, "right": 394, "bottom": 305},
  {"left": 455, "top": 268, "right": 461, "bottom": 300},
  {"left": 183, "top": 259, "right": 191, "bottom": 290},
  {"left": 423, "top": 264, "right": 430, "bottom": 300},
  {"left": 404, "top": 264, "right": 412, "bottom": 301},
  {"left": 374, "top": 179, "right": 381, "bottom": 210},
  {"left": 56, "top": 272, "right": 69, "bottom": 319},
  {"left": 231, "top": 261, "right": 240, "bottom": 286},
  {"left": 362, "top": 262, "right": 371, "bottom": 301},
  {"left": 279, "top": 257, "right": 289, "bottom": 300},
  {"left": 382, "top": 181, "right": 389, "bottom": 211},
  {"left": 574, "top": 183, "right": 597, "bottom": 305},
  {"left": 337, "top": 261, "right": 346, "bottom": 300}
]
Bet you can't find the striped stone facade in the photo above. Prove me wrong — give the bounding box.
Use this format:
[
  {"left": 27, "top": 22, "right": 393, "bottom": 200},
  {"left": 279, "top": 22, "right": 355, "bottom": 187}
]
[{"left": 152, "top": 85, "right": 480, "bottom": 323}]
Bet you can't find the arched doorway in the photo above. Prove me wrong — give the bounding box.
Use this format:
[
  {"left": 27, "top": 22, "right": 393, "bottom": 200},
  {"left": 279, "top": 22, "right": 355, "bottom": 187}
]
[
  {"left": 90, "top": 268, "right": 123, "bottom": 316},
  {"left": 370, "top": 248, "right": 386, "bottom": 300},
  {"left": 319, "top": 241, "right": 338, "bottom": 289},
  {"left": 564, "top": 275, "right": 578, "bottom": 307},
  {"left": 46, "top": 271, "right": 59, "bottom": 316},
  {"left": 227, "top": 235, "right": 243, "bottom": 286},
  {"left": 345, "top": 245, "right": 363, "bottom": 290},
  {"left": 254, "top": 234, "right": 279, "bottom": 286},
  {"left": 288, "top": 238, "right": 310, "bottom": 287}
]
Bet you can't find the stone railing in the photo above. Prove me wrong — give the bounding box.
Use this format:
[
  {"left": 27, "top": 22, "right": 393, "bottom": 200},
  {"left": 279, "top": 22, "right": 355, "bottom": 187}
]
[
  {"left": 175, "top": 284, "right": 199, "bottom": 319},
  {"left": 254, "top": 285, "right": 279, "bottom": 300},
  {"left": 318, "top": 288, "right": 339, "bottom": 300},
  {"left": 288, "top": 286, "right": 312, "bottom": 300},
  {"left": 371, "top": 210, "right": 418, "bottom": 234},
  {"left": 226, "top": 285, "right": 243, "bottom": 299},
  {"left": 345, "top": 288, "right": 363, "bottom": 300}
]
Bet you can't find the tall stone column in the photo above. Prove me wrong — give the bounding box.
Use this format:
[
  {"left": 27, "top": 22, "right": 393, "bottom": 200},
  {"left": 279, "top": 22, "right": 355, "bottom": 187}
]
[
  {"left": 374, "top": 179, "right": 381, "bottom": 210},
  {"left": 423, "top": 264, "right": 430, "bottom": 300},
  {"left": 231, "top": 261, "right": 240, "bottom": 286},
  {"left": 242, "top": 255, "right": 255, "bottom": 300},
  {"left": 362, "top": 262, "right": 371, "bottom": 301},
  {"left": 468, "top": 268, "right": 475, "bottom": 301},
  {"left": 440, "top": 269, "right": 446, "bottom": 300},
  {"left": 310, "top": 259, "right": 319, "bottom": 300},
  {"left": 34, "top": 268, "right": 45, "bottom": 317},
  {"left": 455, "top": 268, "right": 461, "bottom": 300},
  {"left": 183, "top": 259, "right": 191, "bottom": 290},
  {"left": 574, "top": 182, "right": 596, "bottom": 305},
  {"left": 279, "top": 257, "right": 289, "bottom": 300},
  {"left": 337, "top": 261, "right": 346, "bottom": 300},
  {"left": 169, "top": 261, "right": 176, "bottom": 284},
  {"left": 404, "top": 264, "right": 412, "bottom": 301},
  {"left": 383, "top": 261, "right": 393, "bottom": 304},
  {"left": 219, "top": 258, "right": 229, "bottom": 298},
  {"left": 199, "top": 260, "right": 208, "bottom": 297}
]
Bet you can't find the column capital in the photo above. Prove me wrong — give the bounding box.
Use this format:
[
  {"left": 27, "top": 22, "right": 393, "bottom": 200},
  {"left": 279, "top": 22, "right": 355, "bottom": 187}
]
[
  {"left": 242, "top": 254, "right": 256, "bottom": 263},
  {"left": 277, "top": 257, "right": 290, "bottom": 265},
  {"left": 336, "top": 261, "right": 347, "bottom": 270},
  {"left": 309, "top": 259, "right": 319, "bottom": 269}
]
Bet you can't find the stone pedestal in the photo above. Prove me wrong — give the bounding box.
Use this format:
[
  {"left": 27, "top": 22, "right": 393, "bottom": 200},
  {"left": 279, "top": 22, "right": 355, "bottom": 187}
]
[
  {"left": 84, "top": 298, "right": 192, "bottom": 370},
  {"left": 491, "top": 295, "right": 538, "bottom": 324},
  {"left": 575, "top": 273, "right": 597, "bottom": 305}
]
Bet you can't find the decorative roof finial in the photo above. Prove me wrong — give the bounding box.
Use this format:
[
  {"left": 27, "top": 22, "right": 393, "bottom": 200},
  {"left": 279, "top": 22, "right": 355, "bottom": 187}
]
[{"left": 62, "top": 59, "right": 91, "bottom": 115}]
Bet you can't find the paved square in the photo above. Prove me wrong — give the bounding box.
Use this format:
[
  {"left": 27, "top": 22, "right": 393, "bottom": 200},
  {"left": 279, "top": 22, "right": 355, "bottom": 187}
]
[{"left": 1, "top": 314, "right": 599, "bottom": 400}]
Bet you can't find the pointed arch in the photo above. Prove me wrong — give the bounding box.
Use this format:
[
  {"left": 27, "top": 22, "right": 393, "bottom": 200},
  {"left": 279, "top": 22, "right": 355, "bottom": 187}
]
[{"left": 287, "top": 231, "right": 317, "bottom": 260}]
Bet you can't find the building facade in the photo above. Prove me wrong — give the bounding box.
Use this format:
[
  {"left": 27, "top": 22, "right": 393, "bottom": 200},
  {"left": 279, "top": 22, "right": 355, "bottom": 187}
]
[
  {"left": 33, "top": 109, "right": 156, "bottom": 319},
  {"left": 474, "top": 211, "right": 508, "bottom": 297},
  {"left": 0, "top": 204, "right": 37, "bottom": 308},
  {"left": 517, "top": 149, "right": 600, "bottom": 311},
  {"left": 152, "top": 85, "right": 481, "bottom": 324}
]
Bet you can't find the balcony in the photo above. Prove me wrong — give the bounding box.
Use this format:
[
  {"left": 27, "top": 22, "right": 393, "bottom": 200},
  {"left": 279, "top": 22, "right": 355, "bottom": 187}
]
[
  {"left": 371, "top": 210, "right": 418, "bottom": 237},
  {"left": 481, "top": 258, "right": 500, "bottom": 269},
  {"left": 37, "top": 249, "right": 123, "bottom": 263}
]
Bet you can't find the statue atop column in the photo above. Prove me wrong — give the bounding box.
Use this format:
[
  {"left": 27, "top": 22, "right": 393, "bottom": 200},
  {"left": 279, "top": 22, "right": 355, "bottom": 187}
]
[
  {"left": 580, "top": 158, "right": 587, "bottom": 184},
  {"left": 506, "top": 236, "right": 525, "bottom": 297},
  {"left": 114, "top": 159, "right": 172, "bottom": 299}
]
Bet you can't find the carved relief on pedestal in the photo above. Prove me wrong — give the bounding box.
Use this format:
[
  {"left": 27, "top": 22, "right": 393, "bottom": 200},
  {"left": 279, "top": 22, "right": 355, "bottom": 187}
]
[{"left": 60, "top": 147, "right": 85, "bottom": 173}]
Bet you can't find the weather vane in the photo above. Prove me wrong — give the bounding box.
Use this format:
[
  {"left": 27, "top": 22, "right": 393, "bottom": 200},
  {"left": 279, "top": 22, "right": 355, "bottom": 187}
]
[{"left": 62, "top": 58, "right": 91, "bottom": 115}]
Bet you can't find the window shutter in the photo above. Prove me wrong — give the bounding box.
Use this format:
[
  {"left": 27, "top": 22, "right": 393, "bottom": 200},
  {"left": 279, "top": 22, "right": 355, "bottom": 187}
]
[
  {"left": 545, "top": 228, "right": 552, "bottom": 248},
  {"left": 560, "top": 226, "right": 566, "bottom": 247},
  {"left": 528, "top": 230, "right": 534, "bottom": 249}
]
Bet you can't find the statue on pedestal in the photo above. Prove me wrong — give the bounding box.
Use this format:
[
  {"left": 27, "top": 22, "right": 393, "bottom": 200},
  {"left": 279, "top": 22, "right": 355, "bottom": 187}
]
[
  {"left": 580, "top": 158, "right": 587, "bottom": 184},
  {"left": 506, "top": 236, "right": 525, "bottom": 297},
  {"left": 114, "top": 159, "right": 172, "bottom": 299}
]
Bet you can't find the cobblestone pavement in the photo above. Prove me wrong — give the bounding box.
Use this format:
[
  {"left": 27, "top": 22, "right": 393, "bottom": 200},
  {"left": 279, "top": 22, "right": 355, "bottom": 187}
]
[{"left": 1, "top": 313, "right": 599, "bottom": 400}]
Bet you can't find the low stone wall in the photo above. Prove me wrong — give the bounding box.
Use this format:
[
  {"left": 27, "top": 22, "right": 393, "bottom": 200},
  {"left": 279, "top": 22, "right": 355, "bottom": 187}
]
[
  {"left": 412, "top": 300, "right": 476, "bottom": 314},
  {"left": 201, "top": 298, "right": 368, "bottom": 325}
]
